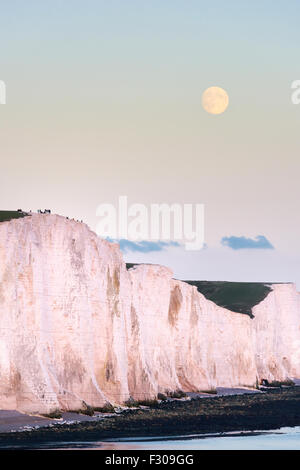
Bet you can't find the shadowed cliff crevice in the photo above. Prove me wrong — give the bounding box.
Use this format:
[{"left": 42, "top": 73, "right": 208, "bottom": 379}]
[{"left": 168, "top": 285, "right": 183, "bottom": 326}]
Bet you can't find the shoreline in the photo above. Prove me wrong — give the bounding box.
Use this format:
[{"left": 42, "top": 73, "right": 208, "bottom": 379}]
[
  {"left": 0, "top": 386, "right": 262, "bottom": 434},
  {"left": 0, "top": 386, "right": 300, "bottom": 448}
]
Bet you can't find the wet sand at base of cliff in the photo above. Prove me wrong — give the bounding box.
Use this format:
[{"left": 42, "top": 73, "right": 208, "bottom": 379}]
[
  {"left": 0, "top": 410, "right": 115, "bottom": 434},
  {"left": 0, "top": 386, "right": 300, "bottom": 448}
]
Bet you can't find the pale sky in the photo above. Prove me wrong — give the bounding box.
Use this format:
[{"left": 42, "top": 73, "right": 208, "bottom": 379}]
[{"left": 1, "top": 1, "right": 300, "bottom": 286}]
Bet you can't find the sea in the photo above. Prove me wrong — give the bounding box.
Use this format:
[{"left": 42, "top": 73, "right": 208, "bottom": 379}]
[{"left": 3, "top": 426, "right": 300, "bottom": 450}]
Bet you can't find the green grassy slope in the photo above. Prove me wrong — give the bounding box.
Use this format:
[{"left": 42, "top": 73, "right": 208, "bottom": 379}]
[
  {"left": 0, "top": 210, "right": 29, "bottom": 223},
  {"left": 184, "top": 280, "right": 272, "bottom": 317},
  {"left": 126, "top": 263, "right": 140, "bottom": 270},
  {"left": 126, "top": 264, "right": 272, "bottom": 317}
]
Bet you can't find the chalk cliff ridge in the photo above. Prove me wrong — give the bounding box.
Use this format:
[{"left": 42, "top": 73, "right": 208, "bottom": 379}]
[{"left": 0, "top": 214, "right": 299, "bottom": 413}]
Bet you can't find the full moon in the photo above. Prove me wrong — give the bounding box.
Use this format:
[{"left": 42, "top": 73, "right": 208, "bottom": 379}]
[{"left": 202, "top": 86, "right": 229, "bottom": 115}]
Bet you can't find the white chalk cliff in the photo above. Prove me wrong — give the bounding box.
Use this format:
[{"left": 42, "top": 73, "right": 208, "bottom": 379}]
[{"left": 0, "top": 214, "right": 299, "bottom": 413}]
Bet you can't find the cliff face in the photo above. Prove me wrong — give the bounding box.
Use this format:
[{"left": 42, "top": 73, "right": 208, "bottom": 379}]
[
  {"left": 0, "top": 215, "right": 299, "bottom": 413},
  {"left": 0, "top": 215, "right": 130, "bottom": 413},
  {"left": 253, "top": 283, "right": 300, "bottom": 382}
]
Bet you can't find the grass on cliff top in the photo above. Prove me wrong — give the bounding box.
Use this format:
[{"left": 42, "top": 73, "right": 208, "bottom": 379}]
[
  {"left": 184, "top": 280, "right": 272, "bottom": 317},
  {"left": 126, "top": 264, "right": 272, "bottom": 317},
  {"left": 126, "top": 263, "right": 139, "bottom": 270},
  {"left": 0, "top": 210, "right": 29, "bottom": 223}
]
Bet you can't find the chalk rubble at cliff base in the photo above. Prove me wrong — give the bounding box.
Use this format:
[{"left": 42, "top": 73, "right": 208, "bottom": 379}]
[{"left": 0, "top": 214, "right": 299, "bottom": 414}]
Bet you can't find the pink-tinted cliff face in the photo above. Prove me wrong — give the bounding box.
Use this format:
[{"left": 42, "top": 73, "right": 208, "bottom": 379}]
[
  {"left": 0, "top": 215, "right": 131, "bottom": 413},
  {"left": 0, "top": 214, "right": 299, "bottom": 413},
  {"left": 252, "top": 283, "right": 300, "bottom": 382},
  {"left": 127, "top": 268, "right": 258, "bottom": 397}
]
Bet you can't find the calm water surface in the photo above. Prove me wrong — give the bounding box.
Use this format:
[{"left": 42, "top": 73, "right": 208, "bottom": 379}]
[{"left": 5, "top": 426, "right": 300, "bottom": 450}]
